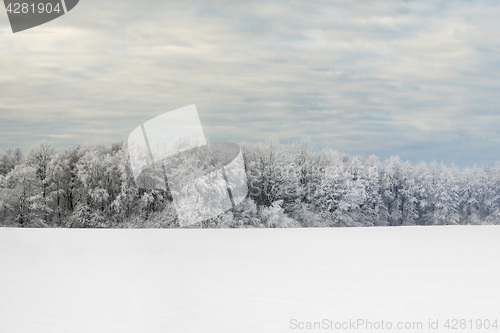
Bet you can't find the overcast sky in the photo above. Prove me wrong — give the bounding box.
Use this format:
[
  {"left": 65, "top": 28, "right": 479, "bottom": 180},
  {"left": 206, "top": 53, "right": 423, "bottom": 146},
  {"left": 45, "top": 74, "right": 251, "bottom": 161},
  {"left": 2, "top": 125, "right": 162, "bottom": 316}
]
[{"left": 1, "top": 0, "right": 499, "bottom": 167}]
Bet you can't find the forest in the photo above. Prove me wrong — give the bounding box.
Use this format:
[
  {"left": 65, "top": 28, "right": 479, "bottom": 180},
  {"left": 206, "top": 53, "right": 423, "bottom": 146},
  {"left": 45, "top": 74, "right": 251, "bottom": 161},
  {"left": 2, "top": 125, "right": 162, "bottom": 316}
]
[{"left": 0, "top": 142, "right": 499, "bottom": 228}]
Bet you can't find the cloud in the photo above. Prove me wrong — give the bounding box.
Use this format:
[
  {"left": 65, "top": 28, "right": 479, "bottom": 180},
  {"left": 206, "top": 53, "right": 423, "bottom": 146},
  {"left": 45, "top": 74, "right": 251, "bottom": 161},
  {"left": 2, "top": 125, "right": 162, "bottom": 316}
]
[{"left": 0, "top": 0, "right": 499, "bottom": 166}]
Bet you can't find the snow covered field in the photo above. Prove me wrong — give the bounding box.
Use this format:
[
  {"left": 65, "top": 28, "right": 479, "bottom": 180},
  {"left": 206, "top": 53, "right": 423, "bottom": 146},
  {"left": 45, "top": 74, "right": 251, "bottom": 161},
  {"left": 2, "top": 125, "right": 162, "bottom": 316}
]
[{"left": 1, "top": 226, "right": 499, "bottom": 332}]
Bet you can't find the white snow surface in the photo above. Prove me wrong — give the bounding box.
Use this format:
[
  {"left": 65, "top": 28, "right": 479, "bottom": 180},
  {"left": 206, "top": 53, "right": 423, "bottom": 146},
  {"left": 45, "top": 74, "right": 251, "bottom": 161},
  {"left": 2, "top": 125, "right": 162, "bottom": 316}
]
[{"left": 1, "top": 226, "right": 499, "bottom": 332}]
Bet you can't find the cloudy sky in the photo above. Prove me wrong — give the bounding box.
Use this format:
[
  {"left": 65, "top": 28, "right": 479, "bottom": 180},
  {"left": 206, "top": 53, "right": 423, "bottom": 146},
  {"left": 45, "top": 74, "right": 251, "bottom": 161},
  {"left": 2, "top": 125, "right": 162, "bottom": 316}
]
[{"left": 1, "top": 0, "right": 499, "bottom": 166}]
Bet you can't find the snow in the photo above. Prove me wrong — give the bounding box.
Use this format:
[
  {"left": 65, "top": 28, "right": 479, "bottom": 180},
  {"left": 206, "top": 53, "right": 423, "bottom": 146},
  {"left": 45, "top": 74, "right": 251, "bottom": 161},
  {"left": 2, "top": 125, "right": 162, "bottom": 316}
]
[{"left": 1, "top": 226, "right": 499, "bottom": 332}]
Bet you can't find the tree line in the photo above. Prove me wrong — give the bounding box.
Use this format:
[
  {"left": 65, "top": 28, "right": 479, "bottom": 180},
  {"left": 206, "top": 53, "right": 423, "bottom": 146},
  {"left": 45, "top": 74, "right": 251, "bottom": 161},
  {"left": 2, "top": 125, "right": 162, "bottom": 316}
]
[{"left": 0, "top": 142, "right": 499, "bottom": 228}]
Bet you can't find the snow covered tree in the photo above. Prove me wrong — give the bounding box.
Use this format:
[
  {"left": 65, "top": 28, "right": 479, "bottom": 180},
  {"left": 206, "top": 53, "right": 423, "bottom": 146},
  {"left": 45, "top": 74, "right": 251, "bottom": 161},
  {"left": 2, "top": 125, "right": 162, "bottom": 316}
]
[
  {"left": 2, "top": 165, "right": 45, "bottom": 226},
  {"left": 25, "top": 143, "right": 55, "bottom": 223},
  {"left": 0, "top": 148, "right": 23, "bottom": 176},
  {"left": 431, "top": 165, "right": 461, "bottom": 225}
]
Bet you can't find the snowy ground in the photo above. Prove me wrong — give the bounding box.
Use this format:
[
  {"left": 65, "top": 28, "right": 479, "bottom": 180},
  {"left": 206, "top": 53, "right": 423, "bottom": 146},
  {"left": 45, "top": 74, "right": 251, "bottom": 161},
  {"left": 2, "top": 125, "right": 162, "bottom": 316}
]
[{"left": 1, "top": 226, "right": 499, "bottom": 333}]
